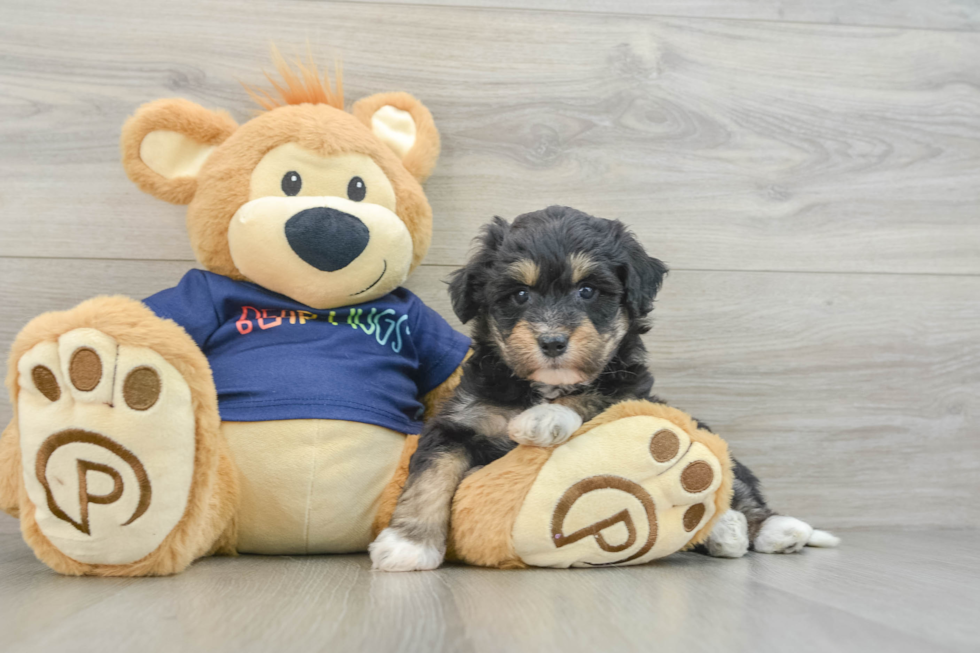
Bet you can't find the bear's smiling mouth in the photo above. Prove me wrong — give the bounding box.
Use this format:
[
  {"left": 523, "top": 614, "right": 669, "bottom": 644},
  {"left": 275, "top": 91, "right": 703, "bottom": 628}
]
[{"left": 350, "top": 259, "right": 387, "bottom": 296}]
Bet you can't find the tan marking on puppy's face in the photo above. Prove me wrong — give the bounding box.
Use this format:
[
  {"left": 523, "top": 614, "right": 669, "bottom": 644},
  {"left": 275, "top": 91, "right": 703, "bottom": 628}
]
[
  {"left": 569, "top": 253, "right": 597, "bottom": 284},
  {"left": 227, "top": 143, "right": 413, "bottom": 309},
  {"left": 509, "top": 259, "right": 540, "bottom": 287},
  {"left": 491, "top": 320, "right": 545, "bottom": 380},
  {"left": 493, "top": 311, "right": 629, "bottom": 386},
  {"left": 561, "top": 318, "right": 604, "bottom": 378},
  {"left": 532, "top": 314, "right": 623, "bottom": 386}
]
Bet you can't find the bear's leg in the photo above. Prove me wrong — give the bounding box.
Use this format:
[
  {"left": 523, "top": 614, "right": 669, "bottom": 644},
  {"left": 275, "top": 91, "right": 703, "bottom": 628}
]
[
  {"left": 448, "top": 400, "right": 733, "bottom": 568},
  {"left": 1, "top": 296, "right": 238, "bottom": 576}
]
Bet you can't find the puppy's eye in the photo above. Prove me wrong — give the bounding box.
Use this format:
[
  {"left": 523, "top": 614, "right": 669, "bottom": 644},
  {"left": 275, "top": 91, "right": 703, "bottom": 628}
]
[
  {"left": 281, "top": 171, "right": 302, "bottom": 196},
  {"left": 578, "top": 285, "right": 597, "bottom": 300},
  {"left": 513, "top": 289, "right": 530, "bottom": 305},
  {"left": 347, "top": 176, "right": 367, "bottom": 202}
]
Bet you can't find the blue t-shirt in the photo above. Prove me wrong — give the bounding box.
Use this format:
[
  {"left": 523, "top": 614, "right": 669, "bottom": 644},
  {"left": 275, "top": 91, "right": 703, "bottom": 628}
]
[{"left": 143, "top": 270, "right": 470, "bottom": 434}]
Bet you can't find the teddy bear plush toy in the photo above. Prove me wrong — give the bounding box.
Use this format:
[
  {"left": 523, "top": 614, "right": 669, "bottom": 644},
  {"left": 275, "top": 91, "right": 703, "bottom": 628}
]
[{"left": 0, "top": 53, "right": 733, "bottom": 575}]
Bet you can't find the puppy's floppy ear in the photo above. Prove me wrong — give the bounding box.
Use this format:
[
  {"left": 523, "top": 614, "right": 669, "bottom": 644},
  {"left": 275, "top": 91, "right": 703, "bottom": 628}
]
[
  {"left": 121, "top": 98, "right": 238, "bottom": 205},
  {"left": 618, "top": 228, "right": 669, "bottom": 318},
  {"left": 449, "top": 217, "right": 510, "bottom": 324},
  {"left": 351, "top": 92, "right": 440, "bottom": 183}
]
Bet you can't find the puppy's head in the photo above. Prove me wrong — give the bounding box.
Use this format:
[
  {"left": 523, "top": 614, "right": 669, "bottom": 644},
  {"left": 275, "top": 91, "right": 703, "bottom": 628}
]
[{"left": 450, "top": 206, "right": 667, "bottom": 385}]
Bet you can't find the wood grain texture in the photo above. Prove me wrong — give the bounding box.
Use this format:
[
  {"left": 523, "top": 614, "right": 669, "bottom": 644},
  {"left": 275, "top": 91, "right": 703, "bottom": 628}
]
[
  {"left": 341, "top": 0, "right": 980, "bottom": 32},
  {"left": 0, "top": 522, "right": 977, "bottom": 653},
  {"left": 1, "top": 0, "right": 979, "bottom": 273},
  {"left": 1, "top": 258, "right": 977, "bottom": 529}
]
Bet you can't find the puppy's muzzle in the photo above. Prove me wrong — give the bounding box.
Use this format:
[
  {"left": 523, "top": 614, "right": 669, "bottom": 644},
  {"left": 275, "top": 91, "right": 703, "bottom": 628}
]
[
  {"left": 285, "top": 207, "right": 370, "bottom": 272},
  {"left": 538, "top": 333, "right": 569, "bottom": 358}
]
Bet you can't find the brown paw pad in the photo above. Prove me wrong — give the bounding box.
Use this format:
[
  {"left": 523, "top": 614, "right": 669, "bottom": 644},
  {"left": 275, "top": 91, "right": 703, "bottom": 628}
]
[
  {"left": 69, "top": 347, "right": 102, "bottom": 392},
  {"left": 123, "top": 367, "right": 161, "bottom": 411},
  {"left": 649, "top": 429, "right": 680, "bottom": 462},
  {"left": 683, "top": 504, "right": 706, "bottom": 532},
  {"left": 32, "top": 365, "right": 61, "bottom": 402},
  {"left": 681, "top": 461, "right": 714, "bottom": 493}
]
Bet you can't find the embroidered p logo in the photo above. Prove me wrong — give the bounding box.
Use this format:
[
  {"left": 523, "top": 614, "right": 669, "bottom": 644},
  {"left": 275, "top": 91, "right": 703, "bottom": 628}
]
[
  {"left": 35, "top": 429, "right": 152, "bottom": 535},
  {"left": 551, "top": 475, "right": 658, "bottom": 565}
]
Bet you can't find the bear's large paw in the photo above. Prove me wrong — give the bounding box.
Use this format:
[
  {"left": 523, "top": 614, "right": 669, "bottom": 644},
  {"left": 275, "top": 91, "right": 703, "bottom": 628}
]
[
  {"left": 17, "top": 328, "right": 196, "bottom": 566},
  {"left": 511, "top": 415, "right": 725, "bottom": 568}
]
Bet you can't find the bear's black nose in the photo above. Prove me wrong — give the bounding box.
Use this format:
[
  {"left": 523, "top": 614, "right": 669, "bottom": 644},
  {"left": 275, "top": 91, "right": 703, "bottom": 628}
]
[{"left": 284, "top": 207, "right": 370, "bottom": 272}]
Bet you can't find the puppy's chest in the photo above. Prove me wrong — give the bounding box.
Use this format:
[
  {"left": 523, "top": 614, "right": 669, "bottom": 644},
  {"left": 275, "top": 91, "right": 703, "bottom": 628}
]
[
  {"left": 534, "top": 383, "right": 565, "bottom": 401},
  {"left": 536, "top": 384, "right": 610, "bottom": 420},
  {"left": 458, "top": 385, "right": 607, "bottom": 439}
]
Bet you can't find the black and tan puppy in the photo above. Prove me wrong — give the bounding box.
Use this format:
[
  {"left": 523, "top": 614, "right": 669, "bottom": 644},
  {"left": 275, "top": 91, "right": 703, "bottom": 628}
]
[{"left": 370, "top": 206, "right": 838, "bottom": 571}]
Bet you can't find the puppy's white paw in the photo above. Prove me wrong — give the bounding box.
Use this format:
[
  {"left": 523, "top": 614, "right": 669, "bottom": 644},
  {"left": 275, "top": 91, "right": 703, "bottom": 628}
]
[
  {"left": 369, "top": 527, "right": 444, "bottom": 572},
  {"left": 754, "top": 515, "right": 814, "bottom": 554},
  {"left": 705, "top": 509, "right": 750, "bottom": 558},
  {"left": 807, "top": 529, "right": 842, "bottom": 548},
  {"left": 508, "top": 404, "right": 583, "bottom": 447}
]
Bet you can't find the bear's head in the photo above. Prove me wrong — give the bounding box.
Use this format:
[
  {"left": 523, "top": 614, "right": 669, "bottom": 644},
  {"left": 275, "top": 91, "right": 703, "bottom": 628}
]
[{"left": 120, "top": 53, "right": 439, "bottom": 310}]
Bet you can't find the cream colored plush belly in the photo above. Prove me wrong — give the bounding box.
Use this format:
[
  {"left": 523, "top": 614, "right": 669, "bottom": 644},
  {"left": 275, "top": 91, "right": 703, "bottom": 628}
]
[{"left": 222, "top": 419, "right": 406, "bottom": 555}]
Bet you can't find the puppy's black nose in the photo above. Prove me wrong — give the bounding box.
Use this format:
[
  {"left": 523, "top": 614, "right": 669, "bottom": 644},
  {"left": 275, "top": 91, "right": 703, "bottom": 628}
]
[
  {"left": 284, "top": 207, "right": 370, "bottom": 272},
  {"left": 538, "top": 334, "right": 569, "bottom": 358}
]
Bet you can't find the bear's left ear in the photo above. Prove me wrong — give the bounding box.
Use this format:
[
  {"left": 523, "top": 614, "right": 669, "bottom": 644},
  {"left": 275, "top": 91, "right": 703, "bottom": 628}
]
[
  {"left": 121, "top": 98, "right": 238, "bottom": 205},
  {"left": 351, "top": 92, "right": 440, "bottom": 183}
]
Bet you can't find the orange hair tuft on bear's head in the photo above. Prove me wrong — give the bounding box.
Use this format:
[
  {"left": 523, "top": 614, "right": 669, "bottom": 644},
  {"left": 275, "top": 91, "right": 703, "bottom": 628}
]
[{"left": 242, "top": 44, "right": 344, "bottom": 111}]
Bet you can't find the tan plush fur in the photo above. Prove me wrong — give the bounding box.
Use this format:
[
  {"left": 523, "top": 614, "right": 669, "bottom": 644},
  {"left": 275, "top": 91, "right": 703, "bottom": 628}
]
[
  {"left": 449, "top": 445, "right": 553, "bottom": 568},
  {"left": 422, "top": 355, "right": 470, "bottom": 419},
  {"left": 120, "top": 98, "right": 238, "bottom": 205},
  {"left": 4, "top": 296, "right": 239, "bottom": 576},
  {"left": 351, "top": 92, "right": 441, "bottom": 183},
  {"left": 0, "top": 421, "right": 22, "bottom": 517}
]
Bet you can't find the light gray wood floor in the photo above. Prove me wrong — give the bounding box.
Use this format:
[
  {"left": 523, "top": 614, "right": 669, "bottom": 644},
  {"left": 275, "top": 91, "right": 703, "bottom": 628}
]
[{"left": 0, "top": 517, "right": 977, "bottom": 653}]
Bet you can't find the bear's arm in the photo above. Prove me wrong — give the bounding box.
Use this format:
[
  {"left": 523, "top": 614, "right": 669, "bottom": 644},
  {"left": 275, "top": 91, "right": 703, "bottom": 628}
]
[
  {"left": 421, "top": 352, "right": 470, "bottom": 420},
  {"left": 142, "top": 269, "right": 222, "bottom": 350}
]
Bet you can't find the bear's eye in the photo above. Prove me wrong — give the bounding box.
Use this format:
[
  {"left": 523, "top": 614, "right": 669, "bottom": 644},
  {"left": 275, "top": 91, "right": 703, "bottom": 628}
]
[
  {"left": 281, "top": 171, "right": 302, "bottom": 196},
  {"left": 347, "top": 176, "right": 367, "bottom": 202}
]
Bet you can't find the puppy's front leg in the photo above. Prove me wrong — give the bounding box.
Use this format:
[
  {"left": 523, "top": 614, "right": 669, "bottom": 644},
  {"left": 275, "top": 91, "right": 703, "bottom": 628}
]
[
  {"left": 508, "top": 404, "right": 583, "bottom": 447},
  {"left": 370, "top": 430, "right": 471, "bottom": 572}
]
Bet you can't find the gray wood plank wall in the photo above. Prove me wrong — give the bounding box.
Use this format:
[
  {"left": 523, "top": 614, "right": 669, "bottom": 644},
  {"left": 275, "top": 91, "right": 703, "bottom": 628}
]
[{"left": 1, "top": 0, "right": 978, "bottom": 530}]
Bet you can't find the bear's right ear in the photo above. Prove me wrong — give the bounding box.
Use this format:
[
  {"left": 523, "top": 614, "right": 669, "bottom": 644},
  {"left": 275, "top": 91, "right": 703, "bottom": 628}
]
[
  {"left": 351, "top": 92, "right": 440, "bottom": 183},
  {"left": 121, "top": 98, "right": 238, "bottom": 205}
]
